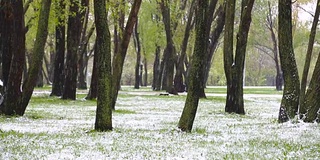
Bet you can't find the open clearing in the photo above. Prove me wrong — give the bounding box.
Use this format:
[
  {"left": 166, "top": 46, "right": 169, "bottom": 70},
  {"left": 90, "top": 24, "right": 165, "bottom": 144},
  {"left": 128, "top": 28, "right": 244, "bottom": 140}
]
[{"left": 0, "top": 86, "right": 319, "bottom": 159}]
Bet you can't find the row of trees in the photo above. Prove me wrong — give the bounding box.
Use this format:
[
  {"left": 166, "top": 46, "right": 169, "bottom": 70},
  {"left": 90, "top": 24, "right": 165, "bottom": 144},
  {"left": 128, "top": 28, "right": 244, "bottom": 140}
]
[{"left": 0, "top": 0, "right": 320, "bottom": 131}]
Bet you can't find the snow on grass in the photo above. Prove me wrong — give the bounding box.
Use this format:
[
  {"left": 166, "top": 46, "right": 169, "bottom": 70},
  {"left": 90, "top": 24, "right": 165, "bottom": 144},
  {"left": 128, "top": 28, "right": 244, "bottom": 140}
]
[{"left": 1, "top": 89, "right": 320, "bottom": 159}]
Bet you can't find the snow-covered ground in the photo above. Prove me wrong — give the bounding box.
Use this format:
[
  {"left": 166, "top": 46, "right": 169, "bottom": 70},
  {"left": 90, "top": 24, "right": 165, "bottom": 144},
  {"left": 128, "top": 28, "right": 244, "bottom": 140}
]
[{"left": 0, "top": 90, "right": 319, "bottom": 159}]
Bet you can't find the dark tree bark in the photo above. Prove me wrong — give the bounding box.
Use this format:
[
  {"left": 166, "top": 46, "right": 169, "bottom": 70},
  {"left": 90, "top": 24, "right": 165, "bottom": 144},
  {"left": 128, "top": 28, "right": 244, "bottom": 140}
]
[
  {"left": 142, "top": 56, "right": 147, "bottom": 86},
  {"left": 111, "top": 0, "right": 142, "bottom": 110},
  {"left": 0, "top": 0, "right": 26, "bottom": 115},
  {"left": 174, "top": 0, "right": 195, "bottom": 93},
  {"left": 203, "top": 5, "right": 225, "bottom": 87},
  {"left": 152, "top": 46, "right": 161, "bottom": 90},
  {"left": 133, "top": 20, "right": 141, "bottom": 89},
  {"left": 278, "top": 0, "right": 300, "bottom": 123},
  {"left": 224, "top": 0, "right": 254, "bottom": 114},
  {"left": 299, "top": 0, "right": 320, "bottom": 116},
  {"left": 303, "top": 50, "right": 320, "bottom": 122},
  {"left": 159, "top": 0, "right": 177, "bottom": 95},
  {"left": 20, "top": 0, "right": 52, "bottom": 115},
  {"left": 62, "top": 0, "right": 83, "bottom": 100},
  {"left": 77, "top": 0, "right": 90, "bottom": 90},
  {"left": 178, "top": 0, "right": 208, "bottom": 132},
  {"left": 51, "top": 0, "right": 65, "bottom": 96},
  {"left": 86, "top": 42, "right": 98, "bottom": 100},
  {"left": 94, "top": 0, "right": 112, "bottom": 131}
]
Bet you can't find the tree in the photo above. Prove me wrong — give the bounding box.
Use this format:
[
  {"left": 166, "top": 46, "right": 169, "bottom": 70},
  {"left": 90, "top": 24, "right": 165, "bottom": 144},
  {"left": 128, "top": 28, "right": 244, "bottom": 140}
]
[
  {"left": 51, "top": 0, "right": 66, "bottom": 96},
  {"left": 0, "top": 0, "right": 51, "bottom": 115},
  {"left": 62, "top": 0, "right": 83, "bottom": 100},
  {"left": 21, "top": 0, "right": 52, "bottom": 112},
  {"left": 159, "top": 0, "right": 177, "bottom": 94},
  {"left": 133, "top": 20, "right": 142, "bottom": 89},
  {"left": 223, "top": 0, "right": 255, "bottom": 114},
  {"left": 299, "top": 0, "right": 320, "bottom": 116},
  {"left": 178, "top": 0, "right": 208, "bottom": 132},
  {"left": 253, "top": 1, "right": 282, "bottom": 91},
  {"left": 174, "top": 0, "right": 195, "bottom": 93},
  {"left": 0, "top": 0, "right": 26, "bottom": 115},
  {"left": 110, "top": 0, "right": 142, "bottom": 110},
  {"left": 94, "top": 0, "right": 112, "bottom": 131},
  {"left": 277, "top": 0, "right": 300, "bottom": 123}
]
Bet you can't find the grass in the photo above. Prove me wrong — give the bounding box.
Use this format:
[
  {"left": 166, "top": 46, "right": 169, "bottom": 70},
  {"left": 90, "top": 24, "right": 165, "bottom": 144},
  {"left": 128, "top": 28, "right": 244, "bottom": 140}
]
[{"left": 0, "top": 86, "right": 319, "bottom": 159}]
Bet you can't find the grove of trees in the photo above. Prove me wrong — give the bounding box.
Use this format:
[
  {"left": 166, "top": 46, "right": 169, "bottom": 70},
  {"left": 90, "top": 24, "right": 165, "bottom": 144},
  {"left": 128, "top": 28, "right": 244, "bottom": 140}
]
[{"left": 1, "top": 0, "right": 320, "bottom": 132}]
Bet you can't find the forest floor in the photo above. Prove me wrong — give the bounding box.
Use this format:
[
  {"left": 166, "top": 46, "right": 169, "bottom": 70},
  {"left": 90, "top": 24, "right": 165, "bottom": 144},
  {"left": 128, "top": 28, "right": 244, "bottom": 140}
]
[{"left": 0, "top": 86, "right": 319, "bottom": 159}]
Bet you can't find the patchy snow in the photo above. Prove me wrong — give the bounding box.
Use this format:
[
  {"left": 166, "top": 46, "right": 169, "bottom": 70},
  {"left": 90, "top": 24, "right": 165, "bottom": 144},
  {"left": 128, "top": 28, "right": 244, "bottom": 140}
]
[{"left": 0, "top": 89, "right": 319, "bottom": 159}]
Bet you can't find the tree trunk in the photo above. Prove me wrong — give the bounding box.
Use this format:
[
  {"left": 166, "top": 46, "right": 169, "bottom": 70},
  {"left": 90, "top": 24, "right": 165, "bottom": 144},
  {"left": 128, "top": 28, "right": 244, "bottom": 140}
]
[
  {"left": 174, "top": 0, "right": 195, "bottom": 93},
  {"left": 142, "top": 56, "right": 147, "bottom": 86},
  {"left": 94, "top": 0, "right": 112, "bottom": 131},
  {"left": 159, "top": 0, "right": 177, "bottom": 95},
  {"left": 111, "top": 0, "right": 142, "bottom": 110},
  {"left": 203, "top": 5, "right": 225, "bottom": 87},
  {"left": 62, "top": 0, "right": 83, "bottom": 100},
  {"left": 224, "top": 0, "right": 254, "bottom": 114},
  {"left": 20, "top": 0, "right": 51, "bottom": 115},
  {"left": 278, "top": 0, "right": 300, "bottom": 123},
  {"left": 299, "top": 0, "right": 320, "bottom": 116},
  {"left": 303, "top": 50, "right": 320, "bottom": 122},
  {"left": 152, "top": 46, "right": 161, "bottom": 90},
  {"left": 178, "top": 0, "right": 208, "bottom": 132},
  {"left": 133, "top": 20, "right": 141, "bottom": 89},
  {"left": 77, "top": 0, "right": 90, "bottom": 90},
  {"left": 0, "top": 0, "right": 26, "bottom": 115},
  {"left": 51, "top": 0, "right": 65, "bottom": 96},
  {"left": 86, "top": 42, "right": 98, "bottom": 100}
]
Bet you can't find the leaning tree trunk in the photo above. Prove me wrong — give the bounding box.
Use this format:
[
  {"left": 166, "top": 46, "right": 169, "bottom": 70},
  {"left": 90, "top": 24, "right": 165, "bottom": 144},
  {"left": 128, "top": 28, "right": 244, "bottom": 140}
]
[
  {"left": 278, "top": 0, "right": 300, "bottom": 123},
  {"left": 0, "top": 0, "right": 26, "bottom": 115},
  {"left": 62, "top": 0, "right": 83, "bottom": 100},
  {"left": 174, "top": 0, "right": 195, "bottom": 93},
  {"left": 203, "top": 5, "right": 225, "bottom": 87},
  {"left": 303, "top": 49, "right": 320, "bottom": 122},
  {"left": 224, "top": 0, "right": 254, "bottom": 114},
  {"left": 299, "top": 0, "right": 320, "bottom": 116},
  {"left": 21, "top": 0, "right": 52, "bottom": 115},
  {"left": 86, "top": 42, "right": 98, "bottom": 100},
  {"left": 94, "top": 0, "right": 112, "bottom": 131},
  {"left": 178, "top": 0, "right": 208, "bottom": 132},
  {"left": 51, "top": 0, "right": 65, "bottom": 96},
  {"left": 111, "top": 0, "right": 142, "bottom": 110}
]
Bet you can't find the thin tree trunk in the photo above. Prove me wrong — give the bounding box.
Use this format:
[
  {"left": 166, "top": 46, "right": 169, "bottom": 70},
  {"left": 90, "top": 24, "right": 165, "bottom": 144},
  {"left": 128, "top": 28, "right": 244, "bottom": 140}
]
[
  {"left": 133, "top": 20, "right": 141, "bottom": 89},
  {"left": 174, "top": 0, "right": 195, "bottom": 93},
  {"left": 267, "top": 1, "right": 282, "bottom": 91},
  {"left": 178, "top": 0, "right": 208, "bottom": 132},
  {"left": 78, "top": 0, "right": 90, "bottom": 90},
  {"left": 86, "top": 42, "right": 98, "bottom": 100},
  {"left": 111, "top": 0, "right": 142, "bottom": 110},
  {"left": 20, "top": 0, "right": 51, "bottom": 115},
  {"left": 94, "top": 0, "right": 112, "bottom": 131},
  {"left": 299, "top": 0, "right": 320, "bottom": 116},
  {"left": 142, "top": 56, "right": 147, "bottom": 86},
  {"left": 153, "top": 46, "right": 161, "bottom": 90},
  {"left": 278, "top": 0, "right": 300, "bottom": 123}
]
